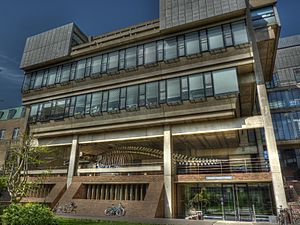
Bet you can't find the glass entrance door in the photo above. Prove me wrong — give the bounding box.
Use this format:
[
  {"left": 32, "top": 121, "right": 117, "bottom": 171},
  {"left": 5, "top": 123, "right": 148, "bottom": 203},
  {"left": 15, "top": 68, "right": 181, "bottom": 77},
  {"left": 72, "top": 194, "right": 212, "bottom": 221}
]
[{"left": 222, "top": 184, "right": 252, "bottom": 221}]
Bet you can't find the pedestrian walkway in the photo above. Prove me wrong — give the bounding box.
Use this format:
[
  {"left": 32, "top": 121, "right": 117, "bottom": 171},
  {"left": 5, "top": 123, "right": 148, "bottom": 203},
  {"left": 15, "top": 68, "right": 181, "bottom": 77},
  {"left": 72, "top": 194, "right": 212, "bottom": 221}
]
[{"left": 59, "top": 214, "right": 276, "bottom": 225}]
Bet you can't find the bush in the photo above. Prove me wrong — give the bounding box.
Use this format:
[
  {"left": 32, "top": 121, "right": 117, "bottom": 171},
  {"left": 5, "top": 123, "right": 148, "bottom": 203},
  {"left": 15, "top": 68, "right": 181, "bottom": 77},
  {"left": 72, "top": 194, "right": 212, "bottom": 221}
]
[{"left": 1, "top": 203, "right": 57, "bottom": 225}]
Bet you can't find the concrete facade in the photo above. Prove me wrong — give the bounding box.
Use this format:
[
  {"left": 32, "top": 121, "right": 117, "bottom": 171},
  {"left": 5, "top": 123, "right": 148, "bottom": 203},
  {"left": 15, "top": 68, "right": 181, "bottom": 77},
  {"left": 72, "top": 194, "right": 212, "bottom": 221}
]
[{"left": 18, "top": 0, "right": 288, "bottom": 222}]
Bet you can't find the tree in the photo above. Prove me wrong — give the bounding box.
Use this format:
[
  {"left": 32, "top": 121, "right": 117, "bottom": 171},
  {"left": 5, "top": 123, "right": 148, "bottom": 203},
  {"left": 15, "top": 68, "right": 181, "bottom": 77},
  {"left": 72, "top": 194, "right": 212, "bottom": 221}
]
[{"left": 3, "top": 134, "right": 48, "bottom": 203}]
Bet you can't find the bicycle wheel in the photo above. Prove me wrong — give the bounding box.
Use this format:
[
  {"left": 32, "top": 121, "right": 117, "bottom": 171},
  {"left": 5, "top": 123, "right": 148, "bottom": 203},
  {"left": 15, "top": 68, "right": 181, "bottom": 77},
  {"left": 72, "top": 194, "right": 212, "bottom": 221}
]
[
  {"left": 116, "top": 208, "right": 125, "bottom": 216},
  {"left": 104, "top": 209, "right": 111, "bottom": 216}
]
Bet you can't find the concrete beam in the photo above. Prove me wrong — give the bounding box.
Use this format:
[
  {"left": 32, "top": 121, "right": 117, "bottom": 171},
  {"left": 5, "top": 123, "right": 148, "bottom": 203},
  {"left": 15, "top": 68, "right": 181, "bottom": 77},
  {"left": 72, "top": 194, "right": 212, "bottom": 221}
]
[
  {"left": 77, "top": 165, "right": 162, "bottom": 174},
  {"left": 67, "top": 135, "right": 79, "bottom": 188}
]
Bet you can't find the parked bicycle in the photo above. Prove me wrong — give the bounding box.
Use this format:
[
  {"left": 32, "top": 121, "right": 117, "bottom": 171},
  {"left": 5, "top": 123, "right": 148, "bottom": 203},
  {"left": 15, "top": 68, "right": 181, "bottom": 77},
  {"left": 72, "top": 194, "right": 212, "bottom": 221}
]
[
  {"left": 277, "top": 206, "right": 291, "bottom": 225},
  {"left": 104, "top": 203, "right": 125, "bottom": 216},
  {"left": 54, "top": 201, "right": 77, "bottom": 214}
]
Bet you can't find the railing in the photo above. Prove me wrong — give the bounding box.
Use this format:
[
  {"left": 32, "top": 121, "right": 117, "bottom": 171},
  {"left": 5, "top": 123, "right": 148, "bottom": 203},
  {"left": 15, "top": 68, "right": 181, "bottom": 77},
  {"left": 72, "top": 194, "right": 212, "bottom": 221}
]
[{"left": 177, "top": 158, "right": 270, "bottom": 175}]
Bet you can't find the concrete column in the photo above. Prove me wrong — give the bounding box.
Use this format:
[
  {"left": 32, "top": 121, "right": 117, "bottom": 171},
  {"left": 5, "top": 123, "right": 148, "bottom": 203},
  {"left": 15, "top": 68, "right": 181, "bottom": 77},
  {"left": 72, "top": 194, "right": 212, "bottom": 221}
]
[
  {"left": 67, "top": 135, "right": 79, "bottom": 188},
  {"left": 125, "top": 185, "right": 128, "bottom": 201},
  {"left": 257, "top": 84, "right": 287, "bottom": 208},
  {"left": 164, "top": 125, "right": 175, "bottom": 218},
  {"left": 100, "top": 185, "right": 105, "bottom": 200},
  {"left": 120, "top": 185, "right": 124, "bottom": 200}
]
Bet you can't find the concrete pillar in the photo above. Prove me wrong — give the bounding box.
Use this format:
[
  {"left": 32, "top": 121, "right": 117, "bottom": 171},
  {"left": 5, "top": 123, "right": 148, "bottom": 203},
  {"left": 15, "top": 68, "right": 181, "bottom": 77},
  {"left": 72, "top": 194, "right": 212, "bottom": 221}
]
[
  {"left": 257, "top": 84, "right": 287, "bottom": 208},
  {"left": 125, "top": 185, "right": 128, "bottom": 201},
  {"left": 67, "top": 135, "right": 79, "bottom": 188},
  {"left": 164, "top": 125, "right": 175, "bottom": 218},
  {"left": 100, "top": 184, "right": 105, "bottom": 200},
  {"left": 105, "top": 185, "right": 109, "bottom": 200},
  {"left": 120, "top": 185, "right": 124, "bottom": 200}
]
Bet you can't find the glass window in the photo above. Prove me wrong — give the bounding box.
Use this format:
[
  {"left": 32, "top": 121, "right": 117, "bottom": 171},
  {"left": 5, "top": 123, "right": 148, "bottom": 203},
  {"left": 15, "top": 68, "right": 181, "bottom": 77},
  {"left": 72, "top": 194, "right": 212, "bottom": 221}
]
[
  {"left": 125, "top": 47, "right": 137, "bottom": 68},
  {"left": 29, "top": 104, "right": 39, "bottom": 123},
  {"left": 7, "top": 109, "right": 17, "bottom": 119},
  {"left": 85, "top": 58, "right": 92, "bottom": 77},
  {"left": 90, "top": 92, "right": 102, "bottom": 115},
  {"left": 29, "top": 73, "right": 36, "bottom": 89},
  {"left": 138, "top": 45, "right": 144, "bottom": 66},
  {"left": 139, "top": 84, "right": 146, "bottom": 107},
  {"left": 74, "top": 95, "right": 86, "bottom": 116},
  {"left": 213, "top": 68, "right": 239, "bottom": 95},
  {"left": 232, "top": 21, "right": 249, "bottom": 45},
  {"left": 0, "top": 130, "right": 5, "bottom": 140},
  {"left": 42, "top": 70, "right": 48, "bottom": 87},
  {"left": 189, "top": 74, "right": 205, "bottom": 100},
  {"left": 61, "top": 64, "right": 71, "bottom": 83},
  {"left": 126, "top": 86, "right": 139, "bottom": 109},
  {"left": 178, "top": 35, "right": 185, "bottom": 57},
  {"left": 108, "top": 89, "right": 120, "bottom": 112},
  {"left": 119, "top": 50, "right": 125, "bottom": 70},
  {"left": 91, "top": 55, "right": 102, "bottom": 75},
  {"left": 22, "top": 75, "right": 30, "bottom": 92},
  {"left": 101, "top": 54, "right": 108, "bottom": 73},
  {"left": 68, "top": 97, "right": 76, "bottom": 117},
  {"left": 64, "top": 98, "right": 71, "bottom": 118},
  {"left": 75, "top": 59, "right": 86, "bottom": 80},
  {"left": 120, "top": 88, "right": 126, "bottom": 110},
  {"left": 167, "top": 78, "right": 181, "bottom": 103},
  {"left": 34, "top": 71, "right": 44, "bottom": 89},
  {"left": 12, "top": 128, "right": 20, "bottom": 140},
  {"left": 0, "top": 112, "right": 3, "bottom": 120},
  {"left": 164, "top": 37, "right": 178, "bottom": 60},
  {"left": 85, "top": 94, "right": 91, "bottom": 115},
  {"left": 159, "top": 80, "right": 166, "bottom": 104},
  {"left": 200, "top": 30, "right": 208, "bottom": 52},
  {"left": 185, "top": 32, "right": 200, "bottom": 55},
  {"left": 294, "top": 68, "right": 300, "bottom": 83},
  {"left": 207, "top": 26, "right": 224, "bottom": 50},
  {"left": 146, "top": 82, "right": 159, "bottom": 107},
  {"left": 55, "top": 66, "right": 62, "bottom": 83},
  {"left": 40, "top": 102, "right": 52, "bottom": 121},
  {"left": 144, "top": 42, "right": 157, "bottom": 64},
  {"left": 102, "top": 91, "right": 108, "bottom": 112},
  {"left": 181, "top": 77, "right": 189, "bottom": 100},
  {"left": 108, "top": 51, "right": 119, "bottom": 71},
  {"left": 157, "top": 40, "right": 164, "bottom": 61},
  {"left": 204, "top": 72, "right": 213, "bottom": 97},
  {"left": 47, "top": 68, "right": 57, "bottom": 86},
  {"left": 251, "top": 6, "right": 276, "bottom": 28},
  {"left": 53, "top": 99, "right": 65, "bottom": 120},
  {"left": 70, "top": 62, "right": 77, "bottom": 80},
  {"left": 223, "top": 24, "right": 233, "bottom": 47}
]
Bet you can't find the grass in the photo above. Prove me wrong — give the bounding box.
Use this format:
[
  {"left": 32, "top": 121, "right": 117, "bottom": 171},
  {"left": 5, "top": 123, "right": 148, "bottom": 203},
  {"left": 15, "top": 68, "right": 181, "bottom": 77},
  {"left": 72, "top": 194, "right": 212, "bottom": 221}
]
[{"left": 57, "top": 218, "right": 157, "bottom": 225}]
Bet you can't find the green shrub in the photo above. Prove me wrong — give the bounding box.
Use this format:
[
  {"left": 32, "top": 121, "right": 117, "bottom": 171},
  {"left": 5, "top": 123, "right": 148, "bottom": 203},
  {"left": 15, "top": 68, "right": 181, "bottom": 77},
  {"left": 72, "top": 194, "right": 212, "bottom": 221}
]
[{"left": 1, "top": 203, "right": 57, "bottom": 225}]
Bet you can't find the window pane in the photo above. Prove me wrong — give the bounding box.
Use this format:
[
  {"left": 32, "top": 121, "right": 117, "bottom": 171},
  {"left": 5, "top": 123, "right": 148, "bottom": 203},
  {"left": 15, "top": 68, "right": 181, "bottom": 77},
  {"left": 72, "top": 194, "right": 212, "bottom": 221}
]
[
  {"left": 70, "top": 62, "right": 77, "bottom": 80},
  {"left": 185, "top": 32, "right": 200, "bottom": 55},
  {"left": 42, "top": 70, "right": 48, "bottom": 87},
  {"left": 139, "top": 84, "right": 146, "bottom": 106},
  {"left": 47, "top": 68, "right": 57, "bottom": 86},
  {"left": 68, "top": 97, "right": 76, "bottom": 117},
  {"left": 108, "top": 51, "right": 119, "bottom": 71},
  {"left": 53, "top": 99, "right": 65, "bottom": 120},
  {"left": 200, "top": 30, "right": 208, "bottom": 51},
  {"left": 125, "top": 47, "right": 137, "bottom": 68},
  {"left": 167, "top": 78, "right": 181, "bottom": 103},
  {"left": 126, "top": 86, "right": 139, "bottom": 109},
  {"left": 75, "top": 59, "right": 86, "bottom": 80},
  {"left": 85, "top": 94, "right": 91, "bottom": 114},
  {"left": 85, "top": 58, "right": 92, "bottom": 77},
  {"left": 120, "top": 88, "right": 126, "bottom": 109},
  {"left": 34, "top": 71, "right": 43, "bottom": 89},
  {"left": 91, "top": 56, "right": 102, "bottom": 75},
  {"left": 159, "top": 80, "right": 166, "bottom": 103},
  {"left": 12, "top": 128, "right": 20, "bottom": 140},
  {"left": 138, "top": 46, "right": 144, "bottom": 66},
  {"left": 102, "top": 91, "right": 108, "bottom": 112},
  {"left": 146, "top": 82, "right": 159, "bottom": 106},
  {"left": 213, "top": 68, "right": 239, "bottom": 95},
  {"left": 164, "top": 38, "right": 178, "bottom": 60},
  {"left": 75, "top": 95, "right": 86, "bottom": 116},
  {"left": 61, "top": 64, "right": 71, "bottom": 82},
  {"left": 181, "top": 77, "right": 189, "bottom": 100},
  {"left": 178, "top": 35, "right": 185, "bottom": 56},
  {"left": 22, "top": 75, "right": 31, "bottom": 92},
  {"left": 119, "top": 50, "right": 125, "bottom": 70},
  {"left": 40, "top": 102, "right": 52, "bottom": 121},
  {"left": 208, "top": 26, "right": 224, "bottom": 50},
  {"left": 29, "top": 104, "right": 39, "bottom": 119},
  {"left": 157, "top": 41, "right": 164, "bottom": 61},
  {"left": 101, "top": 54, "right": 108, "bottom": 73},
  {"left": 189, "top": 74, "right": 205, "bottom": 100},
  {"left": 91, "top": 92, "right": 102, "bottom": 115},
  {"left": 55, "top": 66, "right": 62, "bottom": 83},
  {"left": 204, "top": 72, "right": 213, "bottom": 97},
  {"left": 232, "top": 21, "right": 249, "bottom": 45},
  {"left": 108, "top": 89, "right": 120, "bottom": 112},
  {"left": 29, "top": 73, "right": 36, "bottom": 89},
  {"left": 223, "top": 24, "right": 233, "bottom": 47},
  {"left": 144, "top": 42, "right": 157, "bottom": 64}
]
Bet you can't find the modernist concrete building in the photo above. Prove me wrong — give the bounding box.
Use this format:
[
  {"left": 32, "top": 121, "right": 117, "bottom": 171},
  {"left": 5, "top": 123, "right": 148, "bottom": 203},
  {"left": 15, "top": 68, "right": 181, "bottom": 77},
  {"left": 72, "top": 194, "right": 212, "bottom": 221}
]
[
  {"left": 19, "top": 0, "right": 286, "bottom": 221},
  {"left": 0, "top": 107, "right": 27, "bottom": 170},
  {"left": 266, "top": 35, "right": 300, "bottom": 202}
]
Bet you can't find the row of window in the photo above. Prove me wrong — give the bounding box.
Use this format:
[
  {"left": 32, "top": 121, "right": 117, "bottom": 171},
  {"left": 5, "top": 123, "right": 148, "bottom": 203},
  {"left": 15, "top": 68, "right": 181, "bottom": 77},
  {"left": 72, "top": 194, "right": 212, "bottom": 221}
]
[
  {"left": 268, "top": 89, "right": 300, "bottom": 110},
  {"left": 0, "top": 128, "right": 20, "bottom": 140},
  {"left": 0, "top": 109, "right": 18, "bottom": 120},
  {"left": 28, "top": 68, "right": 239, "bottom": 123},
  {"left": 266, "top": 69, "right": 300, "bottom": 89},
  {"left": 22, "top": 20, "right": 248, "bottom": 93},
  {"left": 267, "top": 111, "right": 300, "bottom": 141}
]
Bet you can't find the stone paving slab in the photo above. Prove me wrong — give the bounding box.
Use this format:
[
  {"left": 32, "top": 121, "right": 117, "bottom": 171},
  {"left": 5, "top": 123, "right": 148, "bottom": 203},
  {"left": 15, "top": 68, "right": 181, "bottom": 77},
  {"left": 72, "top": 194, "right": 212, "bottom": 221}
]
[{"left": 59, "top": 214, "right": 276, "bottom": 225}]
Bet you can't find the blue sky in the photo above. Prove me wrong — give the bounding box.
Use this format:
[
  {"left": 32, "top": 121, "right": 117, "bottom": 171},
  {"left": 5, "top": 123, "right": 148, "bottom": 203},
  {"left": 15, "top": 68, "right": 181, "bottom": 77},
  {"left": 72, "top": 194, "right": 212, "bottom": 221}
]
[{"left": 0, "top": 0, "right": 299, "bottom": 109}]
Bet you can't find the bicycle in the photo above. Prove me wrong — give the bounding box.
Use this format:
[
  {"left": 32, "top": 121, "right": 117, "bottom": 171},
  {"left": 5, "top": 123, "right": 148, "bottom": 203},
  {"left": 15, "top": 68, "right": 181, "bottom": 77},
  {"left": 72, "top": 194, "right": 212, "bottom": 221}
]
[
  {"left": 277, "top": 206, "right": 290, "bottom": 225},
  {"left": 104, "top": 203, "right": 125, "bottom": 216}
]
